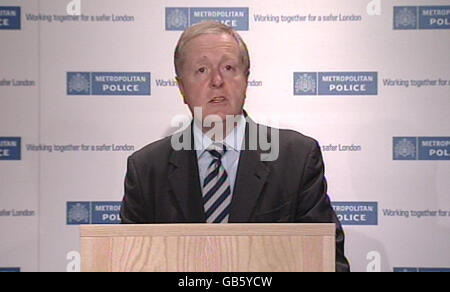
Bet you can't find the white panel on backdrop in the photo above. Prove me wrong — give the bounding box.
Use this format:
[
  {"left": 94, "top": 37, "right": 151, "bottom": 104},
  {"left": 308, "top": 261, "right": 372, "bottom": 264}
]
[
  {"left": 0, "top": 1, "right": 40, "bottom": 272},
  {"left": 1, "top": 0, "right": 449, "bottom": 272}
]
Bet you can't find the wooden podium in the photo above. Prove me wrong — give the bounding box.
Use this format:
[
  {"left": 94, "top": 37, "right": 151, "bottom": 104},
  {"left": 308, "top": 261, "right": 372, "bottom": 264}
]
[{"left": 80, "top": 223, "right": 335, "bottom": 272}]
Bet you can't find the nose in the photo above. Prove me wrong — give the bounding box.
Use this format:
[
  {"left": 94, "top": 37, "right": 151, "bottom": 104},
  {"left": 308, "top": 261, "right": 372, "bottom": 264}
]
[{"left": 210, "top": 68, "right": 224, "bottom": 88}]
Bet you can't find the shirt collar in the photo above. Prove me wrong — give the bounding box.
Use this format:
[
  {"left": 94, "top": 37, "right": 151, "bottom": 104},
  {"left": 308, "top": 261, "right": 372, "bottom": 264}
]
[{"left": 193, "top": 114, "right": 246, "bottom": 157}]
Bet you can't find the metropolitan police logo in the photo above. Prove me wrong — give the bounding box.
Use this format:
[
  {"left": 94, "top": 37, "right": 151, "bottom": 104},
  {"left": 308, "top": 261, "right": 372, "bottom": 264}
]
[
  {"left": 294, "top": 73, "right": 317, "bottom": 95},
  {"left": 67, "top": 202, "right": 90, "bottom": 224},
  {"left": 67, "top": 72, "right": 151, "bottom": 96},
  {"left": 166, "top": 8, "right": 188, "bottom": 30},
  {"left": 332, "top": 202, "right": 378, "bottom": 225},
  {"left": 0, "top": 267, "right": 20, "bottom": 272},
  {"left": 394, "top": 7, "right": 417, "bottom": 29},
  {"left": 165, "top": 7, "right": 249, "bottom": 31},
  {"left": 394, "top": 138, "right": 417, "bottom": 160},
  {"left": 0, "top": 7, "right": 21, "bottom": 30},
  {"left": 0, "top": 137, "right": 21, "bottom": 160},
  {"left": 67, "top": 72, "right": 90, "bottom": 95}
]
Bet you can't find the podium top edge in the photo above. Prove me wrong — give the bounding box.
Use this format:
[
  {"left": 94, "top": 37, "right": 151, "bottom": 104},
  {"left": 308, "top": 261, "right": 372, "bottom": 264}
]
[{"left": 80, "top": 223, "right": 335, "bottom": 237}]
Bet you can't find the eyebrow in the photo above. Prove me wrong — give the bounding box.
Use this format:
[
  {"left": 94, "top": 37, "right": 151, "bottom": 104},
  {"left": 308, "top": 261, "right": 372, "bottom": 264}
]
[{"left": 194, "top": 54, "right": 239, "bottom": 63}]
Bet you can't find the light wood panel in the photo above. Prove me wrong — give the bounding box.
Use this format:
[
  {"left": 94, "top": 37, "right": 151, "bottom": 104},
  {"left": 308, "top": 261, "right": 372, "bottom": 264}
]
[{"left": 80, "top": 224, "right": 335, "bottom": 272}]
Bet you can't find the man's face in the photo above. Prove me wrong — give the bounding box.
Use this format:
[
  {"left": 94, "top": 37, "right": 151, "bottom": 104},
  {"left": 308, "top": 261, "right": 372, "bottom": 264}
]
[{"left": 177, "top": 33, "right": 248, "bottom": 122}]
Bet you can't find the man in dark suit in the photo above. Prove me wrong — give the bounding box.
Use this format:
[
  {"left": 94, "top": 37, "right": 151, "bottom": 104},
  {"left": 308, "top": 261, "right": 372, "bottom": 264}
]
[{"left": 120, "top": 21, "right": 350, "bottom": 272}]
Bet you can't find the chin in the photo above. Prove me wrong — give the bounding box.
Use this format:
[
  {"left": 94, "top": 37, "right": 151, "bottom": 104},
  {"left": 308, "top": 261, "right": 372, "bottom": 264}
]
[{"left": 201, "top": 107, "right": 243, "bottom": 122}]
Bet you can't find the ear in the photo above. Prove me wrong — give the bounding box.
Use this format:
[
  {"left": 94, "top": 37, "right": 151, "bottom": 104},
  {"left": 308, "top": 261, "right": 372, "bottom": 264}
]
[
  {"left": 245, "top": 70, "right": 250, "bottom": 87},
  {"left": 245, "top": 69, "right": 250, "bottom": 84},
  {"left": 176, "top": 76, "right": 187, "bottom": 104}
]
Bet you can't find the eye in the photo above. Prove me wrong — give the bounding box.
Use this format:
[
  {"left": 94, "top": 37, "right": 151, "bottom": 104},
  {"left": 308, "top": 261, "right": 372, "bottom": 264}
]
[
  {"left": 198, "top": 67, "right": 206, "bottom": 73},
  {"left": 225, "top": 65, "right": 233, "bottom": 71}
]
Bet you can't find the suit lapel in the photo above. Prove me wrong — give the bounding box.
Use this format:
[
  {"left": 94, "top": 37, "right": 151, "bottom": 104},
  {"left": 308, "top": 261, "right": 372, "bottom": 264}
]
[
  {"left": 229, "top": 117, "right": 270, "bottom": 222},
  {"left": 168, "top": 125, "right": 206, "bottom": 222},
  {"left": 167, "top": 117, "right": 271, "bottom": 223}
]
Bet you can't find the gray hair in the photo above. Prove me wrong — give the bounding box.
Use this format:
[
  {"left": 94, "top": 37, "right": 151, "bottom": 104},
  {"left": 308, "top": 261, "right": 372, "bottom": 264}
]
[{"left": 174, "top": 21, "right": 250, "bottom": 78}]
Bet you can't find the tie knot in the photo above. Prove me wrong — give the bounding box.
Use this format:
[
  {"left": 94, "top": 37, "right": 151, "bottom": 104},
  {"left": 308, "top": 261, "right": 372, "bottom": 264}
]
[{"left": 207, "top": 143, "right": 227, "bottom": 160}]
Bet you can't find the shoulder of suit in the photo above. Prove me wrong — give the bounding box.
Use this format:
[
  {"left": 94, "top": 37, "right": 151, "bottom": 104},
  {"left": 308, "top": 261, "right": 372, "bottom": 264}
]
[
  {"left": 129, "top": 122, "right": 320, "bottom": 162},
  {"left": 129, "top": 135, "right": 173, "bottom": 163},
  {"left": 261, "top": 123, "right": 319, "bottom": 151},
  {"left": 281, "top": 128, "right": 317, "bottom": 146}
]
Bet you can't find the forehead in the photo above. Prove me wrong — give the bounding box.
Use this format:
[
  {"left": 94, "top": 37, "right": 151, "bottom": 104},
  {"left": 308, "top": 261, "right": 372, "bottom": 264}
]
[{"left": 183, "top": 33, "right": 240, "bottom": 60}]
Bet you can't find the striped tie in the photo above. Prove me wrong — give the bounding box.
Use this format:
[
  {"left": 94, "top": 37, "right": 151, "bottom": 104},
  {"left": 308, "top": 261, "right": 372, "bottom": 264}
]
[{"left": 203, "top": 144, "right": 231, "bottom": 223}]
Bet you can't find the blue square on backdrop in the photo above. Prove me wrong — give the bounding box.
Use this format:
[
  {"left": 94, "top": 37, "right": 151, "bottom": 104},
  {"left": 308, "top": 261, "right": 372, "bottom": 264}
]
[
  {"left": 394, "top": 7, "right": 417, "bottom": 30},
  {"left": 67, "top": 72, "right": 91, "bottom": 95},
  {"left": 67, "top": 202, "right": 90, "bottom": 225},
  {"left": 166, "top": 8, "right": 189, "bottom": 31},
  {"left": 294, "top": 72, "right": 317, "bottom": 95},
  {"left": 393, "top": 137, "right": 417, "bottom": 160}
]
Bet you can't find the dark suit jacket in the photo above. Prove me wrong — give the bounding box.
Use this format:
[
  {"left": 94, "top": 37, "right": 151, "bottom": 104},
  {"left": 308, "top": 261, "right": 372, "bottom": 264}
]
[{"left": 120, "top": 117, "right": 350, "bottom": 272}]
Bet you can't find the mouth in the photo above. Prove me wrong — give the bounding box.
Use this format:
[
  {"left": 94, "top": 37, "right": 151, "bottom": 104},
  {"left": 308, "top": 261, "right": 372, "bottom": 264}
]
[{"left": 209, "top": 96, "right": 226, "bottom": 103}]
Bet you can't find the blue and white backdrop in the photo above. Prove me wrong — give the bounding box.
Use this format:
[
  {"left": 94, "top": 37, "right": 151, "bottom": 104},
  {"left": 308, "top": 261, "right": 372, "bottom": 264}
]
[{"left": 0, "top": 0, "right": 449, "bottom": 272}]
